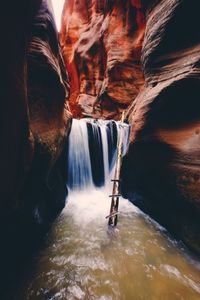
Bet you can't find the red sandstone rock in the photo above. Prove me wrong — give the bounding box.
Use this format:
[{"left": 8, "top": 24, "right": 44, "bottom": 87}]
[
  {"left": 0, "top": 0, "right": 71, "bottom": 221},
  {"left": 60, "top": 0, "right": 145, "bottom": 119},
  {"left": 122, "top": 0, "right": 200, "bottom": 252},
  {"left": 28, "top": 0, "right": 71, "bottom": 150}
]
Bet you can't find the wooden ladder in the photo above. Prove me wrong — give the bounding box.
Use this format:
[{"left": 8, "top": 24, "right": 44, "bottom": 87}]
[{"left": 106, "top": 111, "right": 125, "bottom": 227}]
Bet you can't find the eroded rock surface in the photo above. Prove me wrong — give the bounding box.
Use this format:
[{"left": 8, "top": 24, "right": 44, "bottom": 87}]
[
  {"left": 121, "top": 0, "right": 200, "bottom": 253},
  {"left": 60, "top": 0, "right": 145, "bottom": 119},
  {"left": 0, "top": 0, "right": 71, "bottom": 230},
  {"left": 0, "top": 1, "right": 72, "bottom": 295}
]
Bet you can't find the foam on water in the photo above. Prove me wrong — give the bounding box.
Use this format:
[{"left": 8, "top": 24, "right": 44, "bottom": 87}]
[
  {"left": 21, "top": 186, "right": 200, "bottom": 300},
  {"left": 15, "top": 118, "right": 200, "bottom": 300},
  {"left": 63, "top": 188, "right": 139, "bottom": 226}
]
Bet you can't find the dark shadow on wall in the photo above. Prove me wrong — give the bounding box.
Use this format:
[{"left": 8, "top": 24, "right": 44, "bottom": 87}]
[
  {"left": 0, "top": 0, "right": 71, "bottom": 297},
  {"left": 0, "top": 140, "right": 69, "bottom": 300},
  {"left": 121, "top": 139, "right": 200, "bottom": 255}
]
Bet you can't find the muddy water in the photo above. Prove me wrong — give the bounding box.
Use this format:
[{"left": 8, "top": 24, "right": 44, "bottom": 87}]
[{"left": 17, "top": 189, "right": 200, "bottom": 300}]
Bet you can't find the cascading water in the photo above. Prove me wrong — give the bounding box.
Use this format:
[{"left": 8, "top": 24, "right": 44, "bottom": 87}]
[
  {"left": 99, "top": 123, "right": 110, "bottom": 186},
  {"left": 16, "top": 119, "right": 200, "bottom": 300},
  {"left": 67, "top": 118, "right": 130, "bottom": 191},
  {"left": 67, "top": 119, "right": 93, "bottom": 190}
]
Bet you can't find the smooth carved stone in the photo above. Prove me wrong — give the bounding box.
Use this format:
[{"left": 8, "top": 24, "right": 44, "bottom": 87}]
[
  {"left": 121, "top": 0, "right": 200, "bottom": 253},
  {"left": 0, "top": 0, "right": 72, "bottom": 294},
  {"left": 28, "top": 0, "right": 71, "bottom": 150},
  {"left": 0, "top": 0, "right": 72, "bottom": 224},
  {"left": 0, "top": 0, "right": 42, "bottom": 211},
  {"left": 60, "top": 0, "right": 145, "bottom": 119}
]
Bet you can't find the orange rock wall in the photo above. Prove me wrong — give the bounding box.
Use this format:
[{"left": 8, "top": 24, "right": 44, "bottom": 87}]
[{"left": 60, "top": 0, "right": 145, "bottom": 119}]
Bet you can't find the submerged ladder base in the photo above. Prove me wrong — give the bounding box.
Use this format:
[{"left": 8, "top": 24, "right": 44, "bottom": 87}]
[{"left": 105, "top": 211, "right": 120, "bottom": 219}]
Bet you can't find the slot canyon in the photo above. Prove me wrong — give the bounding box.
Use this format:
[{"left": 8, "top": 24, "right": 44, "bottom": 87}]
[{"left": 0, "top": 0, "right": 200, "bottom": 299}]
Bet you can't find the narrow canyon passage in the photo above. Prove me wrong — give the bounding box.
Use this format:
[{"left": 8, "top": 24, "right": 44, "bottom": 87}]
[
  {"left": 1, "top": 1, "right": 200, "bottom": 299},
  {"left": 14, "top": 119, "right": 200, "bottom": 300}
]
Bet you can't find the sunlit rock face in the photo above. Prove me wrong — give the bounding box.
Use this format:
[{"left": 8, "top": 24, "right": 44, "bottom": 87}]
[
  {"left": 60, "top": 0, "right": 145, "bottom": 119},
  {"left": 24, "top": 0, "right": 72, "bottom": 225},
  {"left": 121, "top": 0, "right": 200, "bottom": 253},
  {"left": 0, "top": 0, "right": 71, "bottom": 227}
]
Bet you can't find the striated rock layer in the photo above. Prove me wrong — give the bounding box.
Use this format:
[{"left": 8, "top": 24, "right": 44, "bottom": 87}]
[
  {"left": 0, "top": 0, "right": 71, "bottom": 249},
  {"left": 25, "top": 0, "right": 72, "bottom": 226},
  {"left": 60, "top": 0, "right": 145, "bottom": 119},
  {"left": 0, "top": 0, "right": 72, "bottom": 294},
  {"left": 121, "top": 0, "right": 200, "bottom": 253},
  {"left": 0, "top": 1, "right": 73, "bottom": 295}
]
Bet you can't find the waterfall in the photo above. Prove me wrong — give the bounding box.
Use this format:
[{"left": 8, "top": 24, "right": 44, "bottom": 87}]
[
  {"left": 118, "top": 122, "right": 131, "bottom": 156},
  {"left": 99, "top": 121, "right": 110, "bottom": 186},
  {"left": 67, "top": 119, "right": 93, "bottom": 190},
  {"left": 67, "top": 118, "right": 130, "bottom": 190}
]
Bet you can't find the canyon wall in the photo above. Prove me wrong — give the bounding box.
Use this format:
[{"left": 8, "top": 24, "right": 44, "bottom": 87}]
[
  {"left": 25, "top": 0, "right": 72, "bottom": 227},
  {"left": 0, "top": 1, "right": 71, "bottom": 294},
  {"left": 121, "top": 0, "right": 200, "bottom": 253},
  {"left": 60, "top": 0, "right": 145, "bottom": 119},
  {"left": 0, "top": 0, "right": 71, "bottom": 232}
]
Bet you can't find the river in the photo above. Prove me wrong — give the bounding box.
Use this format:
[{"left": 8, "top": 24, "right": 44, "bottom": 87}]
[{"left": 14, "top": 119, "right": 200, "bottom": 300}]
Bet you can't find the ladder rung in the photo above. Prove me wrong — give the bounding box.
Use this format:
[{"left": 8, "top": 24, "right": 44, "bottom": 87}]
[
  {"left": 109, "top": 194, "right": 121, "bottom": 197},
  {"left": 105, "top": 211, "right": 120, "bottom": 219}
]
